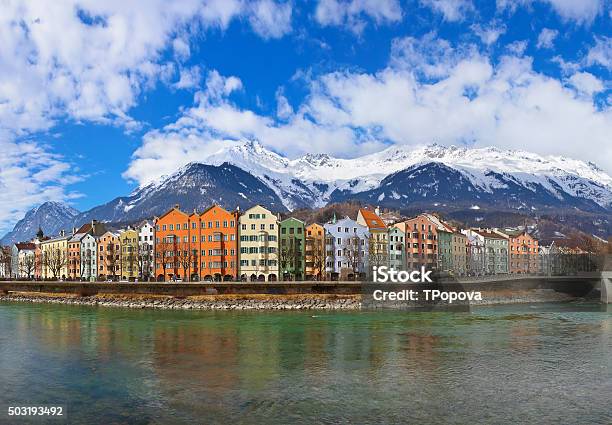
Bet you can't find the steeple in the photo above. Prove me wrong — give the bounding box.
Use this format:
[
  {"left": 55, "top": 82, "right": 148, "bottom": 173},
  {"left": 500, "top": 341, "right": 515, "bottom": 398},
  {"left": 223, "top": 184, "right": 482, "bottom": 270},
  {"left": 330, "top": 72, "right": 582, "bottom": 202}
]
[
  {"left": 331, "top": 212, "right": 337, "bottom": 224},
  {"left": 36, "top": 227, "right": 44, "bottom": 240}
]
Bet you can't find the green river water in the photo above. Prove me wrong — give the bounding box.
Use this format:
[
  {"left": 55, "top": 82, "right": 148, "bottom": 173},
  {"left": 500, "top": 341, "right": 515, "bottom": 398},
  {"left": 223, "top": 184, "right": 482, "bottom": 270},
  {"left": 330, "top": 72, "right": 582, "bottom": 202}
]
[{"left": 0, "top": 301, "right": 610, "bottom": 424}]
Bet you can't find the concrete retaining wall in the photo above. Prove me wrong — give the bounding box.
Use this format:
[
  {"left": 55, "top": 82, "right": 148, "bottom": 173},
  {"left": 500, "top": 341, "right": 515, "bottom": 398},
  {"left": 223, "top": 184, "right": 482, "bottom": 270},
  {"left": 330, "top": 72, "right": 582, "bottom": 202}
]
[{"left": 0, "top": 275, "right": 600, "bottom": 298}]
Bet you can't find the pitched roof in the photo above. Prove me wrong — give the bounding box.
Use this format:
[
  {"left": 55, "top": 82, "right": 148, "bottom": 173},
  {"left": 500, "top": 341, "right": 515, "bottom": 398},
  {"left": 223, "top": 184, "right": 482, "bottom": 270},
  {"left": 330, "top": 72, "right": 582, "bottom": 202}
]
[
  {"left": 358, "top": 208, "right": 386, "bottom": 230},
  {"left": 15, "top": 242, "right": 36, "bottom": 250}
]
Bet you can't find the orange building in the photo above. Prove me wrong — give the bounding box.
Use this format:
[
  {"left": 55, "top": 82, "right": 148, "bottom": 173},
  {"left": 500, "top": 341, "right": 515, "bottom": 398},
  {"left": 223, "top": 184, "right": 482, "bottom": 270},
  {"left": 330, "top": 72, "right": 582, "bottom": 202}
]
[
  {"left": 401, "top": 214, "right": 441, "bottom": 270},
  {"left": 154, "top": 204, "right": 238, "bottom": 282},
  {"left": 199, "top": 205, "right": 238, "bottom": 281},
  {"left": 496, "top": 229, "right": 539, "bottom": 274},
  {"left": 98, "top": 231, "right": 120, "bottom": 280},
  {"left": 154, "top": 206, "right": 191, "bottom": 282},
  {"left": 305, "top": 223, "right": 326, "bottom": 280}
]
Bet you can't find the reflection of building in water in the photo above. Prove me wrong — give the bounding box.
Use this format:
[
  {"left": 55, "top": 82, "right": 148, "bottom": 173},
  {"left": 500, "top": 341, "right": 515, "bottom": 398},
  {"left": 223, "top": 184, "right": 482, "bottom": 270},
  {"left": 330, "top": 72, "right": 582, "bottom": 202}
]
[{"left": 152, "top": 325, "right": 241, "bottom": 395}]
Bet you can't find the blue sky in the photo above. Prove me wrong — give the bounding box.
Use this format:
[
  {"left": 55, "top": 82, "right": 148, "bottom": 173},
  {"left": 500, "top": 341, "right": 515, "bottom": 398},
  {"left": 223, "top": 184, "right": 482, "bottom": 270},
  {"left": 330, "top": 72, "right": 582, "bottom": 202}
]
[{"left": 0, "top": 0, "right": 610, "bottom": 234}]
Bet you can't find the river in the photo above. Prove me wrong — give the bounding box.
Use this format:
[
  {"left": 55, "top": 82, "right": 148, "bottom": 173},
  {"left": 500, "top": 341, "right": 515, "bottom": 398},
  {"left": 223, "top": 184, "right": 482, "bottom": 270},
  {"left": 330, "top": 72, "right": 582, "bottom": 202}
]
[{"left": 0, "top": 301, "right": 610, "bottom": 424}]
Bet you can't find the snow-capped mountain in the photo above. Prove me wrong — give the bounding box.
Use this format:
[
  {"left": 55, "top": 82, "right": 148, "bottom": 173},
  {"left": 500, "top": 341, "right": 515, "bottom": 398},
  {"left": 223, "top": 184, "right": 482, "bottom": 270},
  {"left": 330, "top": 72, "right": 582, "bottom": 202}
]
[
  {"left": 1, "top": 201, "right": 80, "bottom": 245},
  {"left": 3, "top": 141, "right": 612, "bottom": 244},
  {"left": 189, "top": 140, "right": 612, "bottom": 211}
]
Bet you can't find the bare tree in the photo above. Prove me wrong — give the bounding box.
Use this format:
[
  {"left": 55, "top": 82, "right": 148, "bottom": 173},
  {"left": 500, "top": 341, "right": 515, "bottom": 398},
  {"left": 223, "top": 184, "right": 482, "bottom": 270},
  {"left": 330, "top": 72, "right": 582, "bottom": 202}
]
[
  {"left": 0, "top": 247, "right": 12, "bottom": 279},
  {"left": 138, "top": 245, "right": 153, "bottom": 281},
  {"left": 102, "top": 241, "right": 120, "bottom": 280},
  {"left": 80, "top": 248, "right": 95, "bottom": 281},
  {"left": 156, "top": 239, "right": 176, "bottom": 281},
  {"left": 45, "top": 248, "right": 68, "bottom": 280},
  {"left": 345, "top": 235, "right": 363, "bottom": 278},
  {"left": 20, "top": 254, "right": 36, "bottom": 279},
  {"left": 311, "top": 238, "right": 326, "bottom": 281},
  {"left": 177, "top": 242, "right": 195, "bottom": 282}
]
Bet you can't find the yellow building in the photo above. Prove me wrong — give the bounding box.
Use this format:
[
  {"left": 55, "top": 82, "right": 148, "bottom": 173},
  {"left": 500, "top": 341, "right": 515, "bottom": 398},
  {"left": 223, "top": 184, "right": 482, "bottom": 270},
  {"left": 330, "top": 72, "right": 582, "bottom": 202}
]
[
  {"left": 238, "top": 205, "right": 279, "bottom": 282},
  {"left": 119, "top": 228, "right": 139, "bottom": 281},
  {"left": 40, "top": 232, "right": 70, "bottom": 279}
]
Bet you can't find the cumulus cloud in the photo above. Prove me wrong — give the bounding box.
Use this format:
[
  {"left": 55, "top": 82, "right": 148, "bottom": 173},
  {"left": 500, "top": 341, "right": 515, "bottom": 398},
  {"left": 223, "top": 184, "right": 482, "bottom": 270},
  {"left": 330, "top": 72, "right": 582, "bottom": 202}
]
[
  {"left": 125, "top": 35, "right": 612, "bottom": 188},
  {"left": 568, "top": 72, "right": 605, "bottom": 96},
  {"left": 421, "top": 0, "right": 475, "bottom": 22},
  {"left": 314, "top": 0, "right": 402, "bottom": 33},
  {"left": 586, "top": 36, "right": 612, "bottom": 69},
  {"left": 536, "top": 28, "right": 558, "bottom": 49},
  {"left": 0, "top": 0, "right": 293, "bottom": 234},
  {"left": 471, "top": 22, "right": 506, "bottom": 46},
  {"left": 497, "top": 0, "right": 603, "bottom": 24},
  {"left": 0, "top": 136, "right": 81, "bottom": 234}
]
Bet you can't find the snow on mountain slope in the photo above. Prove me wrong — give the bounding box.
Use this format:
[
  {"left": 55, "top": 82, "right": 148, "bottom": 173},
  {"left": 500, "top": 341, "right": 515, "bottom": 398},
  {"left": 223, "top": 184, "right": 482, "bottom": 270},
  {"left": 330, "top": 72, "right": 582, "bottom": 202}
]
[
  {"left": 165, "top": 140, "right": 612, "bottom": 211},
  {"left": 0, "top": 201, "right": 80, "bottom": 245}
]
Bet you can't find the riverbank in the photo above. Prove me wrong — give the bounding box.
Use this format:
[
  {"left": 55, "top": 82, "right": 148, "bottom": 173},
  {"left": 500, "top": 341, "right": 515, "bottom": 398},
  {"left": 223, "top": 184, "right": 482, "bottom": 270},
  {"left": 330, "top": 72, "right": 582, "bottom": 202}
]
[{"left": 0, "top": 288, "right": 583, "bottom": 310}]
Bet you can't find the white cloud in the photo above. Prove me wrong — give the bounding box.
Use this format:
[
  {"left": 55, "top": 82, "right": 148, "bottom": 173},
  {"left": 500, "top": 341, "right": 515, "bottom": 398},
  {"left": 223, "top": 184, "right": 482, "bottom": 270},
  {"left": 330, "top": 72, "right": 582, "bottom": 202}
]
[
  {"left": 586, "top": 36, "right": 612, "bottom": 69},
  {"left": 497, "top": 0, "right": 603, "bottom": 24},
  {"left": 544, "top": 0, "right": 602, "bottom": 23},
  {"left": 248, "top": 0, "right": 293, "bottom": 39},
  {"left": 568, "top": 72, "right": 604, "bottom": 96},
  {"left": 506, "top": 40, "right": 528, "bottom": 55},
  {"left": 421, "top": 0, "right": 475, "bottom": 22},
  {"left": 173, "top": 66, "right": 203, "bottom": 90},
  {"left": 125, "top": 36, "right": 612, "bottom": 188},
  {"left": 536, "top": 28, "right": 558, "bottom": 49},
  {"left": 314, "top": 0, "right": 402, "bottom": 33},
  {"left": 471, "top": 22, "right": 506, "bottom": 46},
  {"left": 0, "top": 0, "right": 293, "bottom": 234},
  {"left": 0, "top": 135, "right": 81, "bottom": 234}
]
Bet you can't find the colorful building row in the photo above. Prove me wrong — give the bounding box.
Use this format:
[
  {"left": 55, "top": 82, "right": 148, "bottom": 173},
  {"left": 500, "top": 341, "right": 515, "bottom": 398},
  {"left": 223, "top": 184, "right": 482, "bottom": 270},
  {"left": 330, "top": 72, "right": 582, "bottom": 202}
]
[{"left": 5, "top": 202, "right": 586, "bottom": 282}]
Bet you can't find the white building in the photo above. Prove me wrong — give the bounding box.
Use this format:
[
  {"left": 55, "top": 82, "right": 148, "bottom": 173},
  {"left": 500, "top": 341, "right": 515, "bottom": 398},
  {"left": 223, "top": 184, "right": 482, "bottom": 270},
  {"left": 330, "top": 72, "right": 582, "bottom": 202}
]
[
  {"left": 324, "top": 216, "right": 369, "bottom": 280},
  {"left": 80, "top": 234, "right": 98, "bottom": 281},
  {"left": 138, "top": 221, "right": 155, "bottom": 280}
]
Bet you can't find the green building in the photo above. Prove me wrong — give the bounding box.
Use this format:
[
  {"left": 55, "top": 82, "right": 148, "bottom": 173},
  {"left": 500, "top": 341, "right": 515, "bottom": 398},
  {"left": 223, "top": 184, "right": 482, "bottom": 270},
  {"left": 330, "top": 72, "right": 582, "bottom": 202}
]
[{"left": 279, "top": 217, "right": 305, "bottom": 281}]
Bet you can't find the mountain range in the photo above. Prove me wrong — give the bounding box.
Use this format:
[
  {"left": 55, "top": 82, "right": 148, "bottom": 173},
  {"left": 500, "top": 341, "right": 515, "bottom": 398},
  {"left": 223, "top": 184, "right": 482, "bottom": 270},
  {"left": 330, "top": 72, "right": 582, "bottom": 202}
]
[{"left": 2, "top": 141, "right": 611, "bottom": 244}]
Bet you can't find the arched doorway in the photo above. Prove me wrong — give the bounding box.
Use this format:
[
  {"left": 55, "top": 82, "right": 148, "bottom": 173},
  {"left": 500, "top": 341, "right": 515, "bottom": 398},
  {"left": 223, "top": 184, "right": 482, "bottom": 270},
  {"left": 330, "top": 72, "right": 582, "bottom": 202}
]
[
  {"left": 268, "top": 274, "right": 277, "bottom": 281},
  {"left": 223, "top": 274, "right": 233, "bottom": 282},
  {"left": 250, "top": 274, "right": 257, "bottom": 282},
  {"left": 257, "top": 274, "right": 265, "bottom": 282},
  {"left": 214, "top": 273, "right": 222, "bottom": 282}
]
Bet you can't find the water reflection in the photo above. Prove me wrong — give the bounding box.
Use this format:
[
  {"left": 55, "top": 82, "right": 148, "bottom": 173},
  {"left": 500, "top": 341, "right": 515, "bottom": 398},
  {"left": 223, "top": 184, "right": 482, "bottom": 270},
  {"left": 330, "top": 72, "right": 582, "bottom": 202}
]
[{"left": 0, "top": 302, "right": 610, "bottom": 424}]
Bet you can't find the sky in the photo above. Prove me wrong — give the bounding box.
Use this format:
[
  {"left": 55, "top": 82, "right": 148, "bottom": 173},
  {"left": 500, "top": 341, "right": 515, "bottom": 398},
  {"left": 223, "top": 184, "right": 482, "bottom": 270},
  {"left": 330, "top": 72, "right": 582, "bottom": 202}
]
[{"left": 0, "top": 0, "right": 610, "bottom": 234}]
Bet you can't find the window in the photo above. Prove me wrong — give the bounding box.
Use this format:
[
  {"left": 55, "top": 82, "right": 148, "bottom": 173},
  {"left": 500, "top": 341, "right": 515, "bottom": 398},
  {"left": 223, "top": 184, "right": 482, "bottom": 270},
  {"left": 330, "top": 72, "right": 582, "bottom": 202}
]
[{"left": 270, "top": 224, "right": 275, "bottom": 230}]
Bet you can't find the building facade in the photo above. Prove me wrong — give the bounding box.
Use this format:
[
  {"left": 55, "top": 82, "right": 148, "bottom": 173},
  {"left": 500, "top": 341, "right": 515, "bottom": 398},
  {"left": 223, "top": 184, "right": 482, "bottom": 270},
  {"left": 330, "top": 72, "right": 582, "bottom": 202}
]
[
  {"left": 279, "top": 217, "right": 305, "bottom": 281},
  {"left": 238, "top": 205, "right": 279, "bottom": 281},
  {"left": 138, "top": 221, "right": 155, "bottom": 280},
  {"left": 119, "top": 228, "right": 139, "bottom": 280},
  {"left": 199, "top": 205, "right": 239, "bottom": 281},
  {"left": 98, "top": 231, "right": 120, "bottom": 280},
  {"left": 11, "top": 243, "right": 36, "bottom": 279},
  {"left": 496, "top": 229, "right": 539, "bottom": 274},
  {"left": 324, "top": 216, "right": 369, "bottom": 280},
  {"left": 154, "top": 206, "right": 191, "bottom": 281},
  {"left": 463, "top": 229, "right": 509, "bottom": 274},
  {"left": 357, "top": 208, "right": 388, "bottom": 273},
  {"left": 80, "top": 234, "right": 98, "bottom": 281},
  {"left": 388, "top": 226, "right": 406, "bottom": 271},
  {"left": 305, "top": 223, "right": 326, "bottom": 280},
  {"left": 40, "top": 233, "right": 69, "bottom": 279},
  {"left": 402, "top": 214, "right": 441, "bottom": 271}
]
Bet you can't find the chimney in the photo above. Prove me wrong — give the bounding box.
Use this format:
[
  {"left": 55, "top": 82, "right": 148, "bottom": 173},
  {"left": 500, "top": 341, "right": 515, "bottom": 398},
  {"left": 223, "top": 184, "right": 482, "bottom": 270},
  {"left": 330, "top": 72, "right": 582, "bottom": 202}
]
[
  {"left": 60, "top": 229, "right": 65, "bottom": 237},
  {"left": 72, "top": 227, "right": 77, "bottom": 235},
  {"left": 375, "top": 206, "right": 380, "bottom": 216},
  {"left": 174, "top": 204, "right": 180, "bottom": 210}
]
